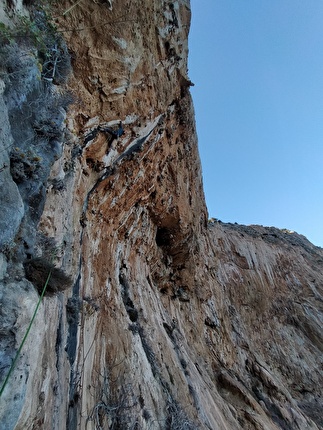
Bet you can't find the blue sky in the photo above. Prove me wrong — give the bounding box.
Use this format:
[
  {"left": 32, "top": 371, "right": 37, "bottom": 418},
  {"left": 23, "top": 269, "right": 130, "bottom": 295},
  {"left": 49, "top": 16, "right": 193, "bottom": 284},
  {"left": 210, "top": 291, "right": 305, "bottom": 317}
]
[{"left": 188, "top": 0, "right": 323, "bottom": 247}]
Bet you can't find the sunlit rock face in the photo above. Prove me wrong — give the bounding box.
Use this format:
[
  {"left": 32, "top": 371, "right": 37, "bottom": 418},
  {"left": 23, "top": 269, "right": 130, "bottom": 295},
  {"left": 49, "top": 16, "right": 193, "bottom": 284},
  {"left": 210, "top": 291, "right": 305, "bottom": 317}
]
[{"left": 0, "top": 1, "right": 322, "bottom": 429}]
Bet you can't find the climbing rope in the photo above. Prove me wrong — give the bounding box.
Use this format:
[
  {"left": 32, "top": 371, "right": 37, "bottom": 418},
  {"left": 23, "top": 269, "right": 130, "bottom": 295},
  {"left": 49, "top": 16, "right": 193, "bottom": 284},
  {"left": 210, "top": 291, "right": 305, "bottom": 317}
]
[{"left": 0, "top": 270, "right": 52, "bottom": 398}]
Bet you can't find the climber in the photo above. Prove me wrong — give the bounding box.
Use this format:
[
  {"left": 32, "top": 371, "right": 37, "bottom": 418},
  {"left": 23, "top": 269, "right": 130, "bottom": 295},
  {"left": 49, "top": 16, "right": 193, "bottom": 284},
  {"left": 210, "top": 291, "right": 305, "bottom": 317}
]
[
  {"left": 115, "top": 121, "right": 124, "bottom": 138},
  {"left": 99, "top": 121, "right": 124, "bottom": 139}
]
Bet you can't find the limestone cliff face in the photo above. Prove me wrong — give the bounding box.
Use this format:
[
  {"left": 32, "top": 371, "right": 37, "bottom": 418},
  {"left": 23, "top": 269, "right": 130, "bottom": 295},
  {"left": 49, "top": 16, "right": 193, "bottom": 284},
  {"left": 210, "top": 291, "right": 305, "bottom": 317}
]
[{"left": 0, "top": 1, "right": 322, "bottom": 429}]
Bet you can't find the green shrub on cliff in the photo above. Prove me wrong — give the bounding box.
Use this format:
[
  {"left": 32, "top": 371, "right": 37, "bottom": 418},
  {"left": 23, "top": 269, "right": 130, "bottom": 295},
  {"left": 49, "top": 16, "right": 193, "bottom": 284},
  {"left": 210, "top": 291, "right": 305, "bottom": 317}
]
[{"left": 0, "top": 10, "right": 71, "bottom": 85}]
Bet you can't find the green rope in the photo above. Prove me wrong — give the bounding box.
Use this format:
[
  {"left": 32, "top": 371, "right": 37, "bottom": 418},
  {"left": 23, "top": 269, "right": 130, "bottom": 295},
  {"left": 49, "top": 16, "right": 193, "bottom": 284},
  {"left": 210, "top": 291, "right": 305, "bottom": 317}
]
[
  {"left": 62, "top": 0, "right": 83, "bottom": 16},
  {"left": 0, "top": 270, "right": 52, "bottom": 398}
]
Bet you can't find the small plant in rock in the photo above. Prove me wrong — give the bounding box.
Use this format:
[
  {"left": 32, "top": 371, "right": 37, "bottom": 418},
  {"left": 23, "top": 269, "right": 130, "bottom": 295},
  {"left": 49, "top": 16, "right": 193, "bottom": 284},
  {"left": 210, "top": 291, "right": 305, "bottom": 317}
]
[
  {"left": 35, "top": 232, "right": 61, "bottom": 261},
  {"left": 10, "top": 147, "right": 42, "bottom": 183},
  {"left": 50, "top": 177, "right": 66, "bottom": 192},
  {"left": 66, "top": 296, "right": 82, "bottom": 325},
  {"left": 88, "top": 368, "right": 140, "bottom": 430},
  {"left": 17, "top": 15, "right": 47, "bottom": 47},
  {"left": 10, "top": 147, "right": 43, "bottom": 183},
  {"left": 24, "top": 257, "right": 73, "bottom": 294},
  {"left": 1, "top": 240, "right": 18, "bottom": 259},
  {"left": 27, "top": 87, "right": 75, "bottom": 144},
  {"left": 166, "top": 398, "right": 197, "bottom": 430},
  {"left": 0, "top": 7, "right": 71, "bottom": 85},
  {"left": 0, "top": 22, "right": 13, "bottom": 44}
]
